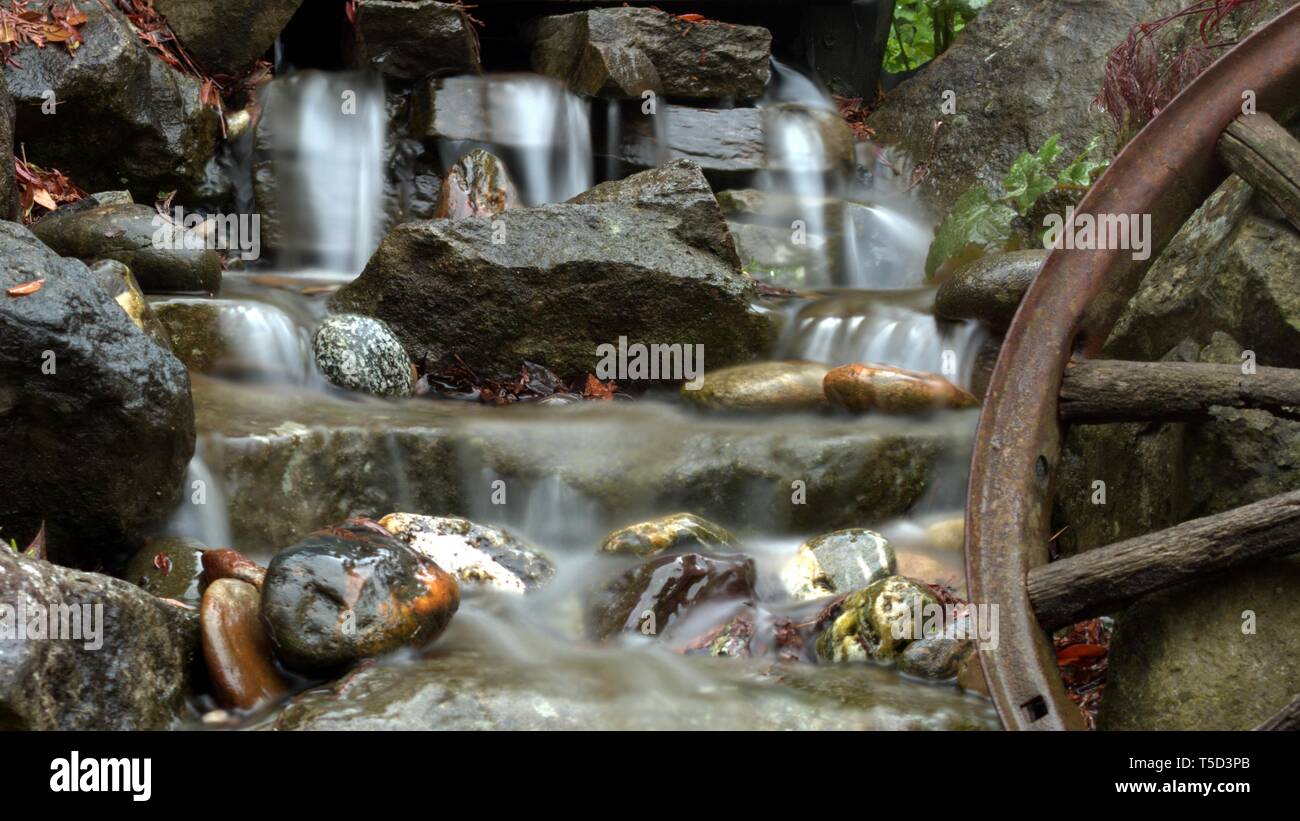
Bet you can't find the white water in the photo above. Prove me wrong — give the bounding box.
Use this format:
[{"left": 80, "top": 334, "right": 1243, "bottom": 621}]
[{"left": 260, "top": 71, "right": 387, "bottom": 275}]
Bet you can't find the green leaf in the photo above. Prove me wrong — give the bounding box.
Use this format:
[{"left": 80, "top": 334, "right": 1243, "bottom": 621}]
[
  {"left": 925, "top": 185, "right": 1017, "bottom": 276},
  {"left": 1002, "top": 134, "right": 1064, "bottom": 216},
  {"left": 1058, "top": 135, "right": 1110, "bottom": 187}
]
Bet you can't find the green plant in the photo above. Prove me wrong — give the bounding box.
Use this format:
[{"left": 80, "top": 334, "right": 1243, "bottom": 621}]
[
  {"left": 925, "top": 134, "right": 1110, "bottom": 277},
  {"left": 884, "top": 0, "right": 990, "bottom": 74}
]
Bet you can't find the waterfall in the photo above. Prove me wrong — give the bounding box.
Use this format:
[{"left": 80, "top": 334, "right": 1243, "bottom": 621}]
[{"left": 260, "top": 70, "right": 387, "bottom": 275}]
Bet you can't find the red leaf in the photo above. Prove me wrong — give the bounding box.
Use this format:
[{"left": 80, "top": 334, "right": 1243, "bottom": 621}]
[
  {"left": 7, "top": 278, "right": 45, "bottom": 296},
  {"left": 1057, "top": 643, "right": 1107, "bottom": 665}
]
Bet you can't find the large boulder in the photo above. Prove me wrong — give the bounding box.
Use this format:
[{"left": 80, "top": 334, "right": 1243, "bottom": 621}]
[
  {"left": 529, "top": 7, "right": 771, "bottom": 100},
  {"left": 0, "top": 76, "right": 15, "bottom": 222},
  {"left": 0, "top": 550, "right": 199, "bottom": 730},
  {"left": 31, "top": 202, "right": 223, "bottom": 294},
  {"left": 0, "top": 222, "right": 195, "bottom": 564},
  {"left": 352, "top": 0, "right": 481, "bottom": 80},
  {"left": 1, "top": 2, "right": 221, "bottom": 202},
  {"left": 1099, "top": 557, "right": 1300, "bottom": 730},
  {"left": 866, "top": 0, "right": 1154, "bottom": 218},
  {"left": 152, "top": 0, "right": 304, "bottom": 76},
  {"left": 331, "top": 160, "right": 774, "bottom": 379}
]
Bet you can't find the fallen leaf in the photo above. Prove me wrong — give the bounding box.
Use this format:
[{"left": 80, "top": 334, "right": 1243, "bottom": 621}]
[
  {"left": 22, "top": 522, "right": 46, "bottom": 561},
  {"left": 1056, "top": 643, "right": 1107, "bottom": 665},
  {"left": 7, "top": 278, "right": 45, "bottom": 297}
]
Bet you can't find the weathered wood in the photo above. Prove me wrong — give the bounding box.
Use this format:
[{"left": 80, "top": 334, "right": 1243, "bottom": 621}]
[
  {"left": 1027, "top": 490, "right": 1300, "bottom": 632},
  {"left": 1218, "top": 112, "right": 1300, "bottom": 232},
  {"left": 1255, "top": 694, "right": 1300, "bottom": 731},
  {"left": 1059, "top": 359, "right": 1300, "bottom": 423}
]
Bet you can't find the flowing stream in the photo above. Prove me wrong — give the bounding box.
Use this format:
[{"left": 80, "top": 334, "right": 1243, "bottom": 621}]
[{"left": 159, "top": 63, "right": 997, "bottom": 730}]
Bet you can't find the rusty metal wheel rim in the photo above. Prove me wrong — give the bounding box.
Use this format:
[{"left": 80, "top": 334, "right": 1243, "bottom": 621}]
[{"left": 963, "top": 5, "right": 1300, "bottom": 731}]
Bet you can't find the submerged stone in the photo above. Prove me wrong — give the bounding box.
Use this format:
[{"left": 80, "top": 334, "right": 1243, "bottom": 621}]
[
  {"left": 598, "top": 513, "right": 736, "bottom": 558},
  {"left": 586, "top": 552, "right": 756, "bottom": 642},
  {"left": 435, "top": 149, "right": 521, "bottom": 219},
  {"left": 260, "top": 519, "right": 459, "bottom": 674},
  {"left": 380, "top": 513, "right": 555, "bottom": 594},
  {"left": 782, "top": 528, "right": 896, "bottom": 601}
]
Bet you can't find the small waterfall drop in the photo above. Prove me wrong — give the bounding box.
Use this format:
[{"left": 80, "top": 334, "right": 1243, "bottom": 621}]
[{"left": 261, "top": 70, "right": 387, "bottom": 275}]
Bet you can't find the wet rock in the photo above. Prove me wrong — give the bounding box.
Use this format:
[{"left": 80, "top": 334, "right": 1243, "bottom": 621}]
[
  {"left": 1, "top": 2, "right": 220, "bottom": 202},
  {"left": 529, "top": 7, "right": 771, "bottom": 100},
  {"left": 1099, "top": 557, "right": 1300, "bottom": 730},
  {"left": 0, "top": 76, "right": 15, "bottom": 221},
  {"left": 0, "top": 222, "right": 195, "bottom": 563},
  {"left": 782, "top": 529, "right": 896, "bottom": 601},
  {"left": 88, "top": 259, "right": 173, "bottom": 348},
  {"left": 824, "top": 363, "right": 979, "bottom": 413},
  {"left": 124, "top": 537, "right": 207, "bottom": 608},
  {"left": 31, "top": 203, "right": 222, "bottom": 295},
  {"left": 682, "top": 361, "right": 829, "bottom": 412},
  {"left": 925, "top": 518, "right": 965, "bottom": 552},
  {"left": 353, "top": 0, "right": 480, "bottom": 80},
  {"left": 934, "top": 250, "right": 1046, "bottom": 330},
  {"left": 259, "top": 520, "right": 459, "bottom": 674},
  {"left": 898, "top": 628, "right": 975, "bottom": 680},
  {"left": 152, "top": 299, "right": 229, "bottom": 374},
  {"left": 331, "top": 160, "right": 773, "bottom": 379},
  {"left": 409, "top": 73, "right": 576, "bottom": 146},
  {"left": 435, "top": 149, "right": 520, "bottom": 219},
  {"left": 586, "top": 552, "right": 756, "bottom": 642},
  {"left": 599, "top": 513, "right": 736, "bottom": 558},
  {"left": 0, "top": 549, "right": 199, "bottom": 730},
  {"left": 313, "top": 314, "right": 415, "bottom": 398},
  {"left": 192, "top": 378, "right": 947, "bottom": 551},
  {"left": 201, "top": 548, "right": 267, "bottom": 589},
  {"left": 866, "top": 0, "right": 1152, "bottom": 222},
  {"left": 200, "top": 578, "right": 288, "bottom": 711},
  {"left": 271, "top": 651, "right": 1001, "bottom": 730},
  {"left": 379, "top": 513, "right": 555, "bottom": 594},
  {"left": 814, "top": 576, "right": 940, "bottom": 663},
  {"left": 896, "top": 552, "right": 967, "bottom": 598},
  {"left": 621, "top": 104, "right": 854, "bottom": 183},
  {"left": 152, "top": 0, "right": 303, "bottom": 76}
]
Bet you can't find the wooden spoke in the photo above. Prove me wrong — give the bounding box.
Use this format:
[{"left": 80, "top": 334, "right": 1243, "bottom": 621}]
[
  {"left": 1059, "top": 360, "right": 1300, "bottom": 423},
  {"left": 1219, "top": 112, "right": 1300, "bottom": 233}
]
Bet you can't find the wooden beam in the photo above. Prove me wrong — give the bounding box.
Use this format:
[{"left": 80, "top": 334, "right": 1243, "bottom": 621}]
[
  {"left": 1218, "top": 112, "right": 1300, "bottom": 233},
  {"left": 1059, "top": 359, "right": 1300, "bottom": 423},
  {"left": 1027, "top": 490, "right": 1300, "bottom": 632},
  {"left": 1256, "top": 694, "right": 1300, "bottom": 731}
]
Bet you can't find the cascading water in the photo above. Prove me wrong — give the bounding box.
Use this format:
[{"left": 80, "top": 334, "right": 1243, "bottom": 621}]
[{"left": 260, "top": 70, "right": 387, "bottom": 275}]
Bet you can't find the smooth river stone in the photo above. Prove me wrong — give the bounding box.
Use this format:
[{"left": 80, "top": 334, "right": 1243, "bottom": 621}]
[
  {"left": 201, "top": 578, "right": 288, "bottom": 711},
  {"left": 933, "top": 250, "right": 1046, "bottom": 330},
  {"left": 598, "top": 512, "right": 736, "bottom": 558},
  {"left": 782, "top": 528, "right": 896, "bottom": 601},
  {"left": 814, "top": 576, "right": 941, "bottom": 663},
  {"left": 823, "top": 363, "right": 978, "bottom": 413},
  {"left": 260, "top": 519, "right": 460, "bottom": 674},
  {"left": 124, "top": 536, "right": 207, "bottom": 608},
  {"left": 380, "top": 513, "right": 555, "bottom": 594},
  {"left": 586, "top": 552, "right": 756, "bottom": 642},
  {"left": 435, "top": 149, "right": 521, "bottom": 219},
  {"left": 682, "top": 361, "right": 830, "bottom": 411}
]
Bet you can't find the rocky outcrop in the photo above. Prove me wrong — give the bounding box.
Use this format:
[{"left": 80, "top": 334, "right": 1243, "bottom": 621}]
[
  {"left": 31, "top": 203, "right": 223, "bottom": 294},
  {"left": 1, "top": 3, "right": 221, "bottom": 202},
  {"left": 352, "top": 0, "right": 481, "bottom": 80},
  {"left": 865, "top": 0, "right": 1153, "bottom": 218},
  {"left": 331, "top": 160, "right": 774, "bottom": 379},
  {"left": 1099, "top": 556, "right": 1300, "bottom": 730},
  {"left": 0, "top": 76, "right": 15, "bottom": 222},
  {"left": 529, "top": 7, "right": 771, "bottom": 100},
  {"left": 152, "top": 0, "right": 304, "bottom": 76},
  {"left": 0, "top": 222, "right": 195, "bottom": 564},
  {"left": 0, "top": 550, "right": 199, "bottom": 730}
]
